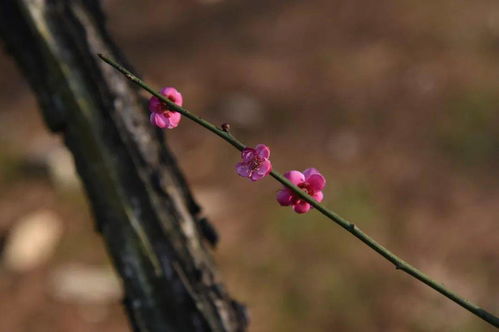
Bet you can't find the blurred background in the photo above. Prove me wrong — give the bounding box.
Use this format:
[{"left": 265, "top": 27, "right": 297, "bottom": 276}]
[{"left": 0, "top": 0, "right": 498, "bottom": 331}]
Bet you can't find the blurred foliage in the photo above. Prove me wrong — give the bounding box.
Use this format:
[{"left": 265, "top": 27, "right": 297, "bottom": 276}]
[{"left": 438, "top": 90, "right": 499, "bottom": 169}]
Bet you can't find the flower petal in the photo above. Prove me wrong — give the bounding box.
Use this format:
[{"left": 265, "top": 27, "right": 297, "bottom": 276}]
[
  {"left": 303, "top": 168, "right": 320, "bottom": 179},
  {"left": 250, "top": 171, "right": 264, "bottom": 181},
  {"left": 307, "top": 173, "right": 326, "bottom": 191},
  {"left": 241, "top": 148, "right": 256, "bottom": 162},
  {"left": 236, "top": 162, "right": 251, "bottom": 178},
  {"left": 312, "top": 190, "right": 324, "bottom": 203},
  {"left": 148, "top": 96, "right": 163, "bottom": 113},
  {"left": 256, "top": 159, "right": 272, "bottom": 176},
  {"left": 160, "top": 87, "right": 183, "bottom": 106},
  {"left": 276, "top": 189, "right": 293, "bottom": 206},
  {"left": 293, "top": 201, "right": 311, "bottom": 214},
  {"left": 284, "top": 170, "right": 305, "bottom": 185},
  {"left": 151, "top": 113, "right": 168, "bottom": 128},
  {"left": 255, "top": 144, "right": 270, "bottom": 159},
  {"left": 166, "top": 111, "right": 181, "bottom": 129}
]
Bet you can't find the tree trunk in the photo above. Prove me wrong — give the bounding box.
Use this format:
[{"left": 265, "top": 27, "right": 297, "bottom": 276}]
[{"left": 0, "top": 1, "right": 247, "bottom": 331}]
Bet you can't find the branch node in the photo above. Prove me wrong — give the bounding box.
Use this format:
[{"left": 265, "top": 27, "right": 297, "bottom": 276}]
[{"left": 198, "top": 217, "right": 219, "bottom": 248}]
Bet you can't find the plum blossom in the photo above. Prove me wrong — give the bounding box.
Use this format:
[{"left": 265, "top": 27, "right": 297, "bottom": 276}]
[
  {"left": 276, "top": 168, "right": 326, "bottom": 214},
  {"left": 236, "top": 144, "right": 272, "bottom": 181},
  {"left": 148, "top": 87, "right": 183, "bottom": 129}
]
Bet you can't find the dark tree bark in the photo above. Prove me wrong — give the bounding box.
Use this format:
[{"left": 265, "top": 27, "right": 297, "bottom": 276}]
[{"left": 0, "top": 1, "right": 247, "bottom": 331}]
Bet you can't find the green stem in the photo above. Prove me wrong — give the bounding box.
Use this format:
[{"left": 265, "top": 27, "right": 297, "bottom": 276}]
[{"left": 98, "top": 54, "right": 499, "bottom": 328}]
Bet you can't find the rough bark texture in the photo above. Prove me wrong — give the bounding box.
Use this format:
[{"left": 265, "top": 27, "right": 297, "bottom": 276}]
[{"left": 0, "top": 1, "right": 247, "bottom": 331}]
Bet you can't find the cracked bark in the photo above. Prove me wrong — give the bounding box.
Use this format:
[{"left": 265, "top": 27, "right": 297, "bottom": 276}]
[{"left": 0, "top": 1, "right": 247, "bottom": 331}]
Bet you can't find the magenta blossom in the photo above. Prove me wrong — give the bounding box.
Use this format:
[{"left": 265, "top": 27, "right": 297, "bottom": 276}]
[
  {"left": 148, "top": 87, "right": 183, "bottom": 129},
  {"left": 276, "top": 168, "right": 326, "bottom": 214},
  {"left": 236, "top": 144, "right": 272, "bottom": 181}
]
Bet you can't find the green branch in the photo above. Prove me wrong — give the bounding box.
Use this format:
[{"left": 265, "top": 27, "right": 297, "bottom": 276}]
[{"left": 98, "top": 54, "right": 499, "bottom": 328}]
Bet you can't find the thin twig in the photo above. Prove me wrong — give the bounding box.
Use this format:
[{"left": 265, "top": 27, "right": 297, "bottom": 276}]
[{"left": 98, "top": 54, "right": 499, "bottom": 328}]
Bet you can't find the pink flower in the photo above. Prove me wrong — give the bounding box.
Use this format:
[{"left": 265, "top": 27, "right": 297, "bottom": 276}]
[
  {"left": 236, "top": 144, "right": 272, "bottom": 181},
  {"left": 148, "top": 87, "right": 183, "bottom": 129},
  {"left": 276, "top": 168, "right": 326, "bottom": 214}
]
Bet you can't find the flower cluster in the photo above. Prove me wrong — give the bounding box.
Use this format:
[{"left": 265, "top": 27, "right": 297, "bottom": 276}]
[
  {"left": 148, "top": 87, "right": 183, "bottom": 129},
  {"left": 234, "top": 145, "right": 325, "bottom": 213},
  {"left": 149, "top": 87, "right": 326, "bottom": 214},
  {"left": 276, "top": 168, "right": 325, "bottom": 213},
  {"left": 235, "top": 144, "right": 272, "bottom": 181}
]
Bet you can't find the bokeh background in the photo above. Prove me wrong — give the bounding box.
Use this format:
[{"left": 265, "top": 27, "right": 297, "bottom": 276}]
[{"left": 0, "top": 0, "right": 498, "bottom": 331}]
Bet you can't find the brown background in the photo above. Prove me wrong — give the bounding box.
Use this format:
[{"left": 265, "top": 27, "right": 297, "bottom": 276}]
[{"left": 0, "top": 0, "right": 498, "bottom": 331}]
